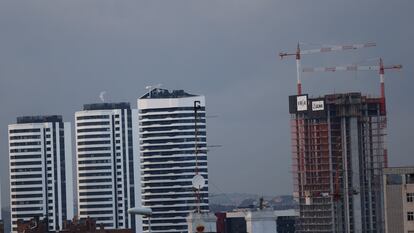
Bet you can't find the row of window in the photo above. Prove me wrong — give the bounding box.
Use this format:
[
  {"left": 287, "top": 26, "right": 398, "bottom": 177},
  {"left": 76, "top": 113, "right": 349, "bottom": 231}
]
[
  {"left": 11, "top": 193, "right": 43, "bottom": 198},
  {"left": 11, "top": 187, "right": 43, "bottom": 192},
  {"left": 142, "top": 155, "right": 207, "bottom": 164},
  {"left": 142, "top": 192, "right": 208, "bottom": 200},
  {"left": 78, "top": 140, "right": 111, "bottom": 145},
  {"left": 141, "top": 187, "right": 208, "bottom": 194},
  {"left": 142, "top": 162, "right": 207, "bottom": 170},
  {"left": 11, "top": 167, "right": 42, "bottom": 173},
  {"left": 143, "top": 199, "right": 207, "bottom": 206},
  {"left": 10, "top": 154, "right": 41, "bottom": 160},
  {"left": 142, "top": 149, "right": 207, "bottom": 157},
  {"left": 78, "top": 159, "right": 111, "bottom": 165},
  {"left": 140, "top": 125, "right": 206, "bottom": 132},
  {"left": 10, "top": 148, "right": 41, "bottom": 153},
  {"left": 11, "top": 180, "right": 43, "bottom": 185},
  {"left": 77, "top": 128, "right": 110, "bottom": 133},
  {"left": 140, "top": 113, "right": 205, "bottom": 120},
  {"left": 140, "top": 119, "right": 206, "bottom": 126},
  {"left": 79, "top": 185, "right": 113, "bottom": 190},
  {"left": 78, "top": 153, "right": 112, "bottom": 158},
  {"left": 79, "top": 197, "right": 113, "bottom": 202},
  {"left": 77, "top": 134, "right": 111, "bottom": 139},
  {"left": 139, "top": 107, "right": 205, "bottom": 114},
  {"left": 10, "top": 160, "right": 42, "bottom": 166},
  {"left": 12, "top": 200, "right": 43, "bottom": 205},
  {"left": 141, "top": 143, "right": 207, "bottom": 151},
  {"left": 10, "top": 141, "right": 41, "bottom": 146},
  {"left": 140, "top": 131, "right": 206, "bottom": 138},
  {"left": 77, "top": 121, "right": 110, "bottom": 127},
  {"left": 78, "top": 178, "right": 112, "bottom": 183},
  {"left": 141, "top": 137, "right": 206, "bottom": 145},
  {"left": 78, "top": 147, "right": 111, "bottom": 152},
  {"left": 9, "top": 128, "right": 41, "bottom": 133},
  {"left": 78, "top": 166, "right": 112, "bottom": 171},
  {"left": 78, "top": 172, "right": 112, "bottom": 177},
  {"left": 143, "top": 168, "right": 208, "bottom": 175},
  {"left": 10, "top": 135, "right": 41, "bottom": 140},
  {"left": 77, "top": 115, "right": 110, "bottom": 120}
]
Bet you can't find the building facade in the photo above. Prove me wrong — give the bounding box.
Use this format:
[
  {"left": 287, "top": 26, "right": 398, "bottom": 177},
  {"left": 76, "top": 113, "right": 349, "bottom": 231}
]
[
  {"left": 75, "top": 103, "right": 140, "bottom": 231},
  {"left": 137, "top": 89, "right": 209, "bottom": 233},
  {"left": 289, "top": 93, "right": 387, "bottom": 233},
  {"left": 383, "top": 166, "right": 414, "bottom": 233},
  {"left": 8, "top": 116, "right": 74, "bottom": 232}
]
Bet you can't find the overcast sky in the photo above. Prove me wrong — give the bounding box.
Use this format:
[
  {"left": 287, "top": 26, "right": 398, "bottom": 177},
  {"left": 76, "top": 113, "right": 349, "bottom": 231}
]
[{"left": 1, "top": 0, "right": 414, "bottom": 208}]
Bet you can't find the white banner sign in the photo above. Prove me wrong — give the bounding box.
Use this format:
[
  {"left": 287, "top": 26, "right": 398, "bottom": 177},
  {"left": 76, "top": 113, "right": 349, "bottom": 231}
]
[
  {"left": 297, "top": 95, "right": 308, "bottom": 111},
  {"left": 312, "top": 100, "right": 324, "bottom": 111}
]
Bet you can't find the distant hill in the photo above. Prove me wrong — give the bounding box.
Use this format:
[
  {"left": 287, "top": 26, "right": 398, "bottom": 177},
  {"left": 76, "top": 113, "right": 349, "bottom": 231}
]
[{"left": 209, "top": 193, "right": 297, "bottom": 213}]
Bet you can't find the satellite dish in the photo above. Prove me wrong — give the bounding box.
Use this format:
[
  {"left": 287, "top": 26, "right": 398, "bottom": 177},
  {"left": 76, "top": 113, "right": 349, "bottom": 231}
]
[{"left": 192, "top": 175, "right": 205, "bottom": 189}]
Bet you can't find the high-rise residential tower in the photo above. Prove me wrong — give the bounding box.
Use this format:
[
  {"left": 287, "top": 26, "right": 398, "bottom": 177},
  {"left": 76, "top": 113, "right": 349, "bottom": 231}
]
[
  {"left": 289, "top": 93, "right": 386, "bottom": 233},
  {"left": 75, "top": 103, "right": 140, "bottom": 231},
  {"left": 8, "top": 116, "right": 74, "bottom": 233},
  {"left": 138, "top": 88, "right": 209, "bottom": 233}
]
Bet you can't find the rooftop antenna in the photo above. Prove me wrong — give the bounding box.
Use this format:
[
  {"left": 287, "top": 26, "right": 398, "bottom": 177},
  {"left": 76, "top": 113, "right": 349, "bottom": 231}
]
[
  {"left": 192, "top": 100, "right": 205, "bottom": 214},
  {"left": 145, "top": 84, "right": 162, "bottom": 98},
  {"left": 99, "top": 91, "right": 106, "bottom": 102}
]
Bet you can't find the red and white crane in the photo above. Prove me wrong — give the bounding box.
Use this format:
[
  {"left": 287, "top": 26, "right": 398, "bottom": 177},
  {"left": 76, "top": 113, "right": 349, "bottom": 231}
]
[
  {"left": 279, "top": 42, "right": 376, "bottom": 95},
  {"left": 302, "top": 58, "right": 402, "bottom": 113}
]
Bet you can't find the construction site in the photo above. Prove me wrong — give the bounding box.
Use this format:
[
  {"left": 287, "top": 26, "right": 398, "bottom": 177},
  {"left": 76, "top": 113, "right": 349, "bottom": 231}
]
[{"left": 281, "top": 43, "right": 402, "bottom": 233}]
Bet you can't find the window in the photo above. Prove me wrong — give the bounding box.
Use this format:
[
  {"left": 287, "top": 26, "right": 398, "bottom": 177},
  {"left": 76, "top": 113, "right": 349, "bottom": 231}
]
[
  {"left": 408, "top": 212, "right": 414, "bottom": 221},
  {"left": 407, "top": 193, "right": 414, "bottom": 202}
]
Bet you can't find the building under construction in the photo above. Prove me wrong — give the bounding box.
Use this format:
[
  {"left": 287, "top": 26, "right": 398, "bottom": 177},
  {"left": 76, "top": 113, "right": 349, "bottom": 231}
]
[{"left": 289, "top": 92, "right": 387, "bottom": 233}]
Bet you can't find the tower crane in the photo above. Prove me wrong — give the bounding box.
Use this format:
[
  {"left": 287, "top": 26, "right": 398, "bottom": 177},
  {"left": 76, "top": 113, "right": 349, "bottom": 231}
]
[
  {"left": 302, "top": 58, "right": 402, "bottom": 113},
  {"left": 279, "top": 42, "right": 376, "bottom": 95}
]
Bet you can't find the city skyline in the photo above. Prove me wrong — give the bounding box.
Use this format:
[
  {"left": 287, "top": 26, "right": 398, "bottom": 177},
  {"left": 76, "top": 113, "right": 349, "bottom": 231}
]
[{"left": 1, "top": 0, "right": 414, "bottom": 212}]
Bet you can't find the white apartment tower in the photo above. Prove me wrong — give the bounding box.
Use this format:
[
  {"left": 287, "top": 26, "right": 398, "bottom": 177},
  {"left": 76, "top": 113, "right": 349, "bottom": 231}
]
[
  {"left": 75, "top": 103, "right": 141, "bottom": 231},
  {"left": 138, "top": 89, "right": 209, "bottom": 233},
  {"left": 8, "top": 116, "right": 74, "bottom": 232}
]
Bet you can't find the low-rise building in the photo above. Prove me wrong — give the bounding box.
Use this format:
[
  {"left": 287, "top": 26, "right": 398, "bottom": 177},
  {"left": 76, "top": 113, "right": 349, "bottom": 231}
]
[
  {"left": 383, "top": 166, "right": 414, "bottom": 233},
  {"left": 215, "top": 208, "right": 296, "bottom": 233}
]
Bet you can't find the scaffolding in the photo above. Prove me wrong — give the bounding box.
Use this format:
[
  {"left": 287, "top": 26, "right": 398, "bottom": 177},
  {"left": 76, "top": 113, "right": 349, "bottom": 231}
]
[{"left": 290, "top": 93, "right": 386, "bottom": 233}]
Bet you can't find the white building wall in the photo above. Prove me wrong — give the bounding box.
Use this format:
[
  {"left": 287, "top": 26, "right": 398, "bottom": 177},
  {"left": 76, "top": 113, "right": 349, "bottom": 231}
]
[
  {"left": 75, "top": 105, "right": 140, "bottom": 231},
  {"left": 8, "top": 118, "right": 73, "bottom": 233},
  {"left": 245, "top": 210, "right": 277, "bottom": 233},
  {"left": 132, "top": 109, "right": 143, "bottom": 232},
  {"left": 384, "top": 167, "right": 414, "bottom": 233},
  {"left": 138, "top": 90, "right": 209, "bottom": 233}
]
